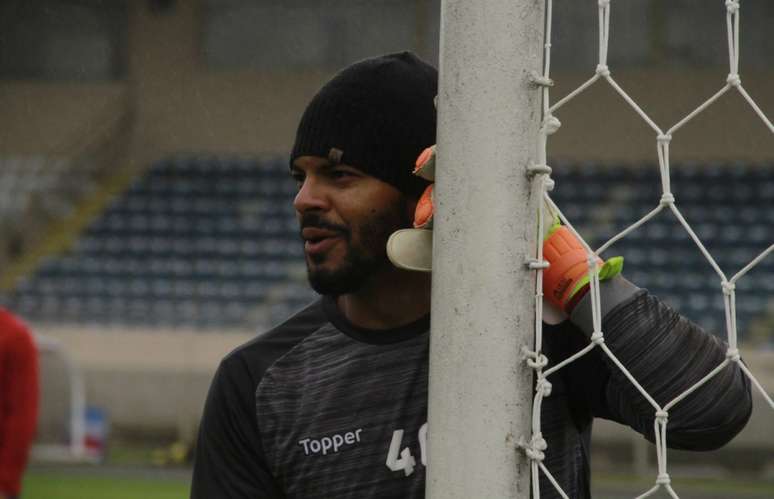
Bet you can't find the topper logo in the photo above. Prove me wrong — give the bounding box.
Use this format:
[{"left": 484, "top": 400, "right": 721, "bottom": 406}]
[{"left": 298, "top": 428, "right": 363, "bottom": 456}]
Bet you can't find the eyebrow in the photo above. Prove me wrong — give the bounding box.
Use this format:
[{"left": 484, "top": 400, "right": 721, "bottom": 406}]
[{"left": 290, "top": 161, "right": 345, "bottom": 174}]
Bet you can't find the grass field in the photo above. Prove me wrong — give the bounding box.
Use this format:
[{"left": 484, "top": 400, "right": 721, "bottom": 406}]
[
  {"left": 22, "top": 467, "right": 774, "bottom": 499},
  {"left": 23, "top": 470, "right": 190, "bottom": 499},
  {"left": 592, "top": 473, "right": 774, "bottom": 499}
]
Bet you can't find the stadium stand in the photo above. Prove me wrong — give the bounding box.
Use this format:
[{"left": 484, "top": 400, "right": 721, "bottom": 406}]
[
  {"left": 0, "top": 156, "right": 771, "bottom": 341},
  {"left": 0, "top": 156, "right": 95, "bottom": 253},
  {"left": 1, "top": 155, "right": 316, "bottom": 330},
  {"left": 0, "top": 156, "right": 97, "bottom": 216}
]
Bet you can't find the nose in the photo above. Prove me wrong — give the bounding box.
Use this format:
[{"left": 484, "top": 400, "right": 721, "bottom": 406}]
[{"left": 293, "top": 176, "right": 329, "bottom": 214}]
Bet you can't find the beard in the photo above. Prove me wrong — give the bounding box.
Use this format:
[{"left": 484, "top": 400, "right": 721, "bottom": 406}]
[{"left": 302, "top": 201, "right": 412, "bottom": 295}]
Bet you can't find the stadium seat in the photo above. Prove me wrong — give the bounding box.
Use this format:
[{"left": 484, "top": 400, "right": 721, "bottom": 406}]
[{"left": 1, "top": 156, "right": 768, "bottom": 339}]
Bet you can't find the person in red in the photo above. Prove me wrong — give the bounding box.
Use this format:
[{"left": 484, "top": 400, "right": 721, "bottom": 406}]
[{"left": 0, "top": 308, "right": 39, "bottom": 499}]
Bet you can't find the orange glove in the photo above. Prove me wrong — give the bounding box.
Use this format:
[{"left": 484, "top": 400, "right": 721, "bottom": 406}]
[
  {"left": 542, "top": 222, "right": 623, "bottom": 313},
  {"left": 412, "top": 146, "right": 436, "bottom": 229},
  {"left": 413, "top": 184, "right": 434, "bottom": 229}
]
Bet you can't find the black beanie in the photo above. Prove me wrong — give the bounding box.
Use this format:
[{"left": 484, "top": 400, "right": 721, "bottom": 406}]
[{"left": 290, "top": 52, "right": 437, "bottom": 198}]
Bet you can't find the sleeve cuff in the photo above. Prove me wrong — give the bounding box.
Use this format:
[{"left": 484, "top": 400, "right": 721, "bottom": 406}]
[{"left": 569, "top": 275, "right": 642, "bottom": 337}]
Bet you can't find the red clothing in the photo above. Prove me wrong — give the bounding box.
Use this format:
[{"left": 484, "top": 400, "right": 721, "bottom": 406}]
[{"left": 0, "top": 309, "right": 39, "bottom": 497}]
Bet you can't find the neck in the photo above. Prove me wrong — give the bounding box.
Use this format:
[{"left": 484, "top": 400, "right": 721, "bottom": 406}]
[{"left": 337, "top": 266, "right": 431, "bottom": 330}]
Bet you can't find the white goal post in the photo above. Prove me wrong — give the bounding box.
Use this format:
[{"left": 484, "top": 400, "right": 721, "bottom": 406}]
[
  {"left": 32, "top": 333, "right": 98, "bottom": 463},
  {"left": 427, "top": 1, "right": 545, "bottom": 498}
]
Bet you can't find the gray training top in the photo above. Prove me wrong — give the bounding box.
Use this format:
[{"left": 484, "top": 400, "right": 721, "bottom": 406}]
[{"left": 191, "top": 277, "right": 752, "bottom": 499}]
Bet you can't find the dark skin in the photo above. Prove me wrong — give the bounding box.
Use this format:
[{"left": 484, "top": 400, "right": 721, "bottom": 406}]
[{"left": 292, "top": 156, "right": 431, "bottom": 329}]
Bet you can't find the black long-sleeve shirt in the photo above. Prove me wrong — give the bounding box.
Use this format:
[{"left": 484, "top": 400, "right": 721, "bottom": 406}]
[{"left": 190, "top": 278, "right": 752, "bottom": 498}]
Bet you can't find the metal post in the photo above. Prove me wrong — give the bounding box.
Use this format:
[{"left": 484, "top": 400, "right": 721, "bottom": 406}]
[{"left": 427, "top": 1, "right": 545, "bottom": 498}]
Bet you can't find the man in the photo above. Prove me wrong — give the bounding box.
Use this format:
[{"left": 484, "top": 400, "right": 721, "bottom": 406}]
[
  {"left": 0, "top": 309, "right": 39, "bottom": 499},
  {"left": 191, "top": 52, "right": 752, "bottom": 498}
]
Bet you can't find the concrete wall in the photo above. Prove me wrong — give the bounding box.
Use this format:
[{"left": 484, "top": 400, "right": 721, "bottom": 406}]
[
  {"left": 548, "top": 69, "right": 774, "bottom": 163},
  {"left": 2, "top": 1, "right": 773, "bottom": 164},
  {"left": 0, "top": 1, "right": 332, "bottom": 166},
  {"left": 3, "top": 69, "right": 773, "bottom": 164},
  {"left": 0, "top": 83, "right": 127, "bottom": 155},
  {"left": 33, "top": 325, "right": 254, "bottom": 442},
  {"left": 32, "top": 324, "right": 774, "bottom": 471}
]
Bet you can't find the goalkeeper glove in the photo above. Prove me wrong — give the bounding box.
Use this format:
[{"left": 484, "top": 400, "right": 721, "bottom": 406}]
[
  {"left": 542, "top": 216, "right": 623, "bottom": 313},
  {"left": 386, "top": 145, "right": 436, "bottom": 271},
  {"left": 387, "top": 144, "right": 623, "bottom": 316}
]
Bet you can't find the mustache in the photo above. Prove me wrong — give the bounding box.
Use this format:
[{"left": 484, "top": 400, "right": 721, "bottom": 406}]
[{"left": 299, "top": 213, "right": 350, "bottom": 237}]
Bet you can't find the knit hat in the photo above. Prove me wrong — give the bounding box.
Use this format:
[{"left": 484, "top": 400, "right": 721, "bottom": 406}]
[{"left": 290, "top": 52, "right": 437, "bottom": 198}]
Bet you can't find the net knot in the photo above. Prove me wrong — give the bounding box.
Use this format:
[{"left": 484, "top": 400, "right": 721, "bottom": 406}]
[
  {"left": 725, "top": 0, "right": 740, "bottom": 14},
  {"left": 527, "top": 163, "right": 552, "bottom": 176},
  {"left": 527, "top": 354, "right": 549, "bottom": 369},
  {"left": 522, "top": 348, "right": 549, "bottom": 370},
  {"left": 659, "top": 193, "right": 675, "bottom": 205},
  {"left": 529, "top": 71, "right": 555, "bottom": 88},
  {"left": 727, "top": 73, "right": 741, "bottom": 86},
  {"left": 657, "top": 133, "right": 672, "bottom": 143},
  {"left": 595, "top": 64, "right": 611, "bottom": 77},
  {"left": 656, "top": 473, "right": 672, "bottom": 485},
  {"left": 526, "top": 259, "right": 550, "bottom": 270},
  {"left": 543, "top": 115, "right": 562, "bottom": 135},
  {"left": 519, "top": 435, "right": 547, "bottom": 462},
  {"left": 655, "top": 410, "right": 669, "bottom": 424},
  {"left": 544, "top": 176, "right": 556, "bottom": 192},
  {"left": 721, "top": 281, "right": 736, "bottom": 295},
  {"left": 726, "top": 348, "right": 741, "bottom": 362},
  {"left": 537, "top": 378, "right": 553, "bottom": 397},
  {"left": 590, "top": 331, "right": 605, "bottom": 345}
]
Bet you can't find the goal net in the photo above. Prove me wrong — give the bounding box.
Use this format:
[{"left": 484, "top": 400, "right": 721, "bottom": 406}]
[{"left": 521, "top": 1, "right": 774, "bottom": 497}]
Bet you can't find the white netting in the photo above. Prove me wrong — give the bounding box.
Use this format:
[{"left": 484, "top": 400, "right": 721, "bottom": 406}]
[{"left": 522, "top": 1, "right": 774, "bottom": 497}]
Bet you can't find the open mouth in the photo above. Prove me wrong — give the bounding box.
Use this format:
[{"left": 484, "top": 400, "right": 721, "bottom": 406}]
[
  {"left": 302, "top": 228, "right": 343, "bottom": 256},
  {"left": 304, "top": 235, "right": 341, "bottom": 255}
]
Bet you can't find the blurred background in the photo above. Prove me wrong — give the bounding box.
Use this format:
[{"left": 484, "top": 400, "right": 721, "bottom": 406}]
[{"left": 0, "top": 0, "right": 772, "bottom": 497}]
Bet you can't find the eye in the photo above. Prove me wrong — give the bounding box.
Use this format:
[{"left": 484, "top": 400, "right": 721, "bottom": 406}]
[
  {"left": 290, "top": 171, "right": 305, "bottom": 188},
  {"left": 330, "top": 169, "right": 357, "bottom": 181}
]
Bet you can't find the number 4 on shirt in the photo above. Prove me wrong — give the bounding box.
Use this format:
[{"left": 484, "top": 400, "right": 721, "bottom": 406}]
[{"left": 385, "top": 423, "right": 428, "bottom": 477}]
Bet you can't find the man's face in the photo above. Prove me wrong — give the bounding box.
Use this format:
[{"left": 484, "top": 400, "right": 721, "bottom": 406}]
[{"left": 291, "top": 156, "right": 415, "bottom": 295}]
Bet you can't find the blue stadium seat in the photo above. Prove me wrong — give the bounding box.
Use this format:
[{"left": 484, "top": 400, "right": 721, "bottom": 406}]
[{"left": 4, "top": 157, "right": 769, "bottom": 337}]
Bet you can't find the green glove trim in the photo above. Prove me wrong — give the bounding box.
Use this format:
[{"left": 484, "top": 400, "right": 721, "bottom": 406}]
[
  {"left": 545, "top": 214, "right": 563, "bottom": 239},
  {"left": 567, "top": 255, "right": 625, "bottom": 300},
  {"left": 599, "top": 256, "right": 624, "bottom": 281}
]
